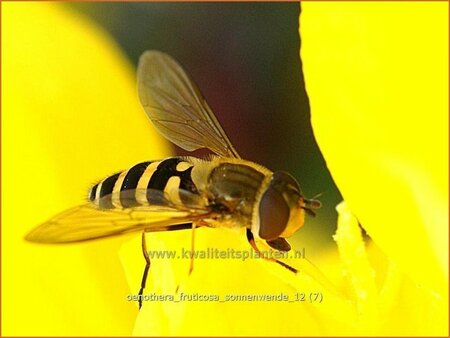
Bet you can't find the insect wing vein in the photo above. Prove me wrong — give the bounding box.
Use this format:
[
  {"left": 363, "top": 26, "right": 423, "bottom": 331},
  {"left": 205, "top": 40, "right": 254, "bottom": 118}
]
[
  {"left": 25, "top": 202, "right": 210, "bottom": 244},
  {"left": 138, "top": 50, "right": 240, "bottom": 158}
]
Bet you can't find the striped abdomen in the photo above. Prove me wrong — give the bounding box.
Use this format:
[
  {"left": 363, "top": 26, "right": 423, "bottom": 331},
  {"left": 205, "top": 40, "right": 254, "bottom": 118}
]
[{"left": 88, "top": 157, "right": 198, "bottom": 209}]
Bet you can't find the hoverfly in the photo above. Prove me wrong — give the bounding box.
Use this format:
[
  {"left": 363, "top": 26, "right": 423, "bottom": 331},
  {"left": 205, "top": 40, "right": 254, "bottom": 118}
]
[{"left": 26, "top": 51, "right": 321, "bottom": 308}]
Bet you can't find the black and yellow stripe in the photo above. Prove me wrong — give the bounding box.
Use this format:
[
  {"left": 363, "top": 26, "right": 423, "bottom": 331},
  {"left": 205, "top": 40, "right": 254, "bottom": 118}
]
[{"left": 89, "top": 157, "right": 199, "bottom": 209}]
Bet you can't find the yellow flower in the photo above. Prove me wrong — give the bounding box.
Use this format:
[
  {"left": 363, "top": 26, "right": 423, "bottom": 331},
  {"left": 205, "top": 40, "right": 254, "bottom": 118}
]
[
  {"left": 2, "top": 2, "right": 170, "bottom": 335},
  {"left": 3, "top": 1, "right": 447, "bottom": 336},
  {"left": 301, "top": 1, "right": 448, "bottom": 335}
]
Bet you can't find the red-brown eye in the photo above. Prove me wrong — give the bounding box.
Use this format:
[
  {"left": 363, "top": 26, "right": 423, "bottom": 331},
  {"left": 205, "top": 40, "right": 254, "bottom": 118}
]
[{"left": 258, "top": 185, "right": 290, "bottom": 240}]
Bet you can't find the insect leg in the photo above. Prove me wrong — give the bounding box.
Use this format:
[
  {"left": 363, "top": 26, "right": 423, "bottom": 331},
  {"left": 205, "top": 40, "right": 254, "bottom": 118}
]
[
  {"left": 139, "top": 222, "right": 195, "bottom": 306},
  {"left": 245, "top": 229, "right": 298, "bottom": 274},
  {"left": 187, "top": 219, "right": 210, "bottom": 275},
  {"left": 188, "top": 222, "right": 197, "bottom": 275},
  {"left": 138, "top": 231, "right": 151, "bottom": 310},
  {"left": 176, "top": 219, "right": 212, "bottom": 293}
]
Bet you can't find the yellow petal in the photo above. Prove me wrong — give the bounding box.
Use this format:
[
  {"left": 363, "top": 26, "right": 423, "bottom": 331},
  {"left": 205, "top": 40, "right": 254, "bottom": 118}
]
[
  {"left": 335, "top": 202, "right": 447, "bottom": 335},
  {"left": 122, "top": 227, "right": 350, "bottom": 335},
  {"left": 2, "top": 2, "right": 170, "bottom": 335},
  {"left": 300, "top": 1, "right": 448, "bottom": 296}
]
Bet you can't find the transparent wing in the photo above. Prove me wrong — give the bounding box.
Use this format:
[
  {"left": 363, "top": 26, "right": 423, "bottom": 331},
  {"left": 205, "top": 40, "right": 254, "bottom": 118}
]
[
  {"left": 138, "top": 50, "right": 241, "bottom": 158},
  {"left": 25, "top": 189, "right": 213, "bottom": 244}
]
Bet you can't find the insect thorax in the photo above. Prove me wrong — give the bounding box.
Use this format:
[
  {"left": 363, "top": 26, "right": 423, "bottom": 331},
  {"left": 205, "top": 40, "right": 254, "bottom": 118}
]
[{"left": 190, "top": 157, "right": 272, "bottom": 228}]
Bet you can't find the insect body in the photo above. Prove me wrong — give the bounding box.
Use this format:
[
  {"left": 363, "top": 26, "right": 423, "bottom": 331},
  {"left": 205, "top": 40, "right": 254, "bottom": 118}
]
[
  {"left": 84, "top": 155, "right": 317, "bottom": 250},
  {"left": 26, "top": 51, "right": 321, "bottom": 305}
]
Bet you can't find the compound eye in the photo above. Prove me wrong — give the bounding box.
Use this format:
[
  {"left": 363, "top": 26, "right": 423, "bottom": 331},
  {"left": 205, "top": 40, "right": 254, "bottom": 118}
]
[{"left": 258, "top": 186, "right": 289, "bottom": 240}]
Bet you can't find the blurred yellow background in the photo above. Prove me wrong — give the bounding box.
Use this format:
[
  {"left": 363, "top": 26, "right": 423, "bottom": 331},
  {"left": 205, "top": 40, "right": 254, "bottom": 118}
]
[
  {"left": 2, "top": 2, "right": 170, "bottom": 335},
  {"left": 2, "top": 1, "right": 448, "bottom": 336}
]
